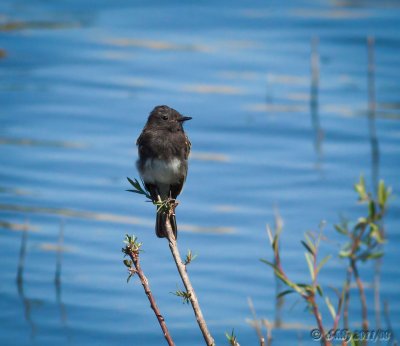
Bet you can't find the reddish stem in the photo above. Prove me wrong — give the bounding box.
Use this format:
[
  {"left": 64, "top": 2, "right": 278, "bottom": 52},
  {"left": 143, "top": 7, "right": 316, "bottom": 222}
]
[{"left": 128, "top": 251, "right": 175, "bottom": 346}]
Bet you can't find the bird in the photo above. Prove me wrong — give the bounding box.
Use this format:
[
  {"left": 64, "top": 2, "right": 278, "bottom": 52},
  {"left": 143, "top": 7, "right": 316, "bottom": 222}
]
[{"left": 136, "top": 105, "right": 192, "bottom": 239}]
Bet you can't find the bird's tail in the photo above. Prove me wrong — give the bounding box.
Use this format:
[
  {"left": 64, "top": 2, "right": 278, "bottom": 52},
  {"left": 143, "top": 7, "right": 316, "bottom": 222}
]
[{"left": 156, "top": 211, "right": 178, "bottom": 239}]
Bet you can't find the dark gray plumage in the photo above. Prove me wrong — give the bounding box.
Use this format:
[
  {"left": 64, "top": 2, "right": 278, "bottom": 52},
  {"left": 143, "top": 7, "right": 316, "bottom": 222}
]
[{"left": 136, "top": 105, "right": 191, "bottom": 238}]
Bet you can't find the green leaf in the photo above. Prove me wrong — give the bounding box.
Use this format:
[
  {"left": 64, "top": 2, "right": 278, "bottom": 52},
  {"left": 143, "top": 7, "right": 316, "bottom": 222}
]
[
  {"left": 367, "top": 252, "right": 384, "bottom": 260},
  {"left": 301, "top": 240, "right": 314, "bottom": 255},
  {"left": 317, "top": 255, "right": 332, "bottom": 274},
  {"left": 127, "top": 177, "right": 139, "bottom": 188},
  {"left": 266, "top": 225, "right": 274, "bottom": 245},
  {"left": 304, "top": 252, "right": 315, "bottom": 281},
  {"left": 370, "top": 223, "right": 384, "bottom": 243},
  {"left": 334, "top": 224, "right": 348, "bottom": 235},
  {"left": 354, "top": 175, "right": 368, "bottom": 201},
  {"left": 316, "top": 285, "right": 323, "bottom": 297},
  {"left": 123, "top": 259, "right": 132, "bottom": 267},
  {"left": 126, "top": 189, "right": 142, "bottom": 194},
  {"left": 378, "top": 180, "right": 386, "bottom": 208},
  {"left": 355, "top": 217, "right": 368, "bottom": 230},
  {"left": 260, "top": 259, "right": 278, "bottom": 271},
  {"left": 274, "top": 270, "right": 290, "bottom": 285},
  {"left": 296, "top": 283, "right": 310, "bottom": 288},
  {"left": 304, "top": 233, "right": 316, "bottom": 253},
  {"left": 277, "top": 289, "right": 294, "bottom": 299},
  {"left": 325, "top": 296, "right": 336, "bottom": 321},
  {"left": 172, "top": 289, "right": 191, "bottom": 304},
  {"left": 225, "top": 329, "right": 238, "bottom": 346},
  {"left": 339, "top": 250, "right": 351, "bottom": 258},
  {"left": 378, "top": 180, "right": 392, "bottom": 209},
  {"left": 368, "top": 200, "right": 376, "bottom": 219}
]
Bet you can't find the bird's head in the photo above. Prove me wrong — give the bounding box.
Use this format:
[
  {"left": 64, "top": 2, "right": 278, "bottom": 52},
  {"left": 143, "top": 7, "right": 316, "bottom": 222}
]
[{"left": 146, "top": 105, "right": 192, "bottom": 132}]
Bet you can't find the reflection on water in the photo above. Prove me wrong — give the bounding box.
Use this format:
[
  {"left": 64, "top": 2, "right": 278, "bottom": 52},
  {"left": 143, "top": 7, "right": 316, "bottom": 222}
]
[
  {"left": 367, "top": 37, "right": 380, "bottom": 195},
  {"left": 0, "top": 203, "right": 234, "bottom": 234},
  {"left": 182, "top": 84, "right": 247, "bottom": 95},
  {"left": 0, "top": 20, "right": 80, "bottom": 32},
  {"left": 0, "top": 138, "right": 86, "bottom": 149},
  {"left": 16, "top": 227, "right": 37, "bottom": 340},
  {"left": 54, "top": 222, "right": 71, "bottom": 343},
  {"left": 1, "top": 0, "right": 400, "bottom": 345},
  {"left": 103, "top": 37, "right": 211, "bottom": 53},
  {"left": 310, "top": 37, "right": 323, "bottom": 163}
]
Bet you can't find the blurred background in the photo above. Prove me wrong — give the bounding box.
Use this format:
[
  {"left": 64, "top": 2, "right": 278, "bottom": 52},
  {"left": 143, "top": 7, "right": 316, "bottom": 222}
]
[{"left": 0, "top": 0, "right": 399, "bottom": 345}]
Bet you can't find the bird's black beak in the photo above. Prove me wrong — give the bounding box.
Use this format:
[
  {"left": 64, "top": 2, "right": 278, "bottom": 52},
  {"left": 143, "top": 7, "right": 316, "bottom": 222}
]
[{"left": 178, "top": 116, "right": 192, "bottom": 122}]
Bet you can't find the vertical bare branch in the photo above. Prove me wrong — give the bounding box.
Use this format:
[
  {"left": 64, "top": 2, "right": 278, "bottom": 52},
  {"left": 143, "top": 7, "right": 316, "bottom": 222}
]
[
  {"left": 351, "top": 259, "right": 368, "bottom": 332},
  {"left": 163, "top": 214, "right": 215, "bottom": 346},
  {"left": 262, "top": 320, "right": 273, "bottom": 346},
  {"left": 248, "top": 297, "right": 265, "bottom": 345}
]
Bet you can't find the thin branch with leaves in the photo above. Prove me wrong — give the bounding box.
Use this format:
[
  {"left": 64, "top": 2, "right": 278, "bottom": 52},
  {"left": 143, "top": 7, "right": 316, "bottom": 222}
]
[
  {"left": 226, "top": 329, "right": 240, "bottom": 346},
  {"left": 261, "top": 225, "right": 334, "bottom": 345},
  {"left": 122, "top": 234, "right": 175, "bottom": 346},
  {"left": 336, "top": 176, "right": 391, "bottom": 333}
]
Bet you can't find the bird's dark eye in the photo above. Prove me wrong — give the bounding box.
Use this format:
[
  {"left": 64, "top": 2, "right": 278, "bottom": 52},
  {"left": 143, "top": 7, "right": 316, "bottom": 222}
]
[{"left": 162, "top": 115, "right": 168, "bottom": 120}]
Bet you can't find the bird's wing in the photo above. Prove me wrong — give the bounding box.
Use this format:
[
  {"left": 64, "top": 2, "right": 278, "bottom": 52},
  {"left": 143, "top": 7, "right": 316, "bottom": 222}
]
[
  {"left": 184, "top": 135, "right": 191, "bottom": 160},
  {"left": 136, "top": 130, "right": 152, "bottom": 158}
]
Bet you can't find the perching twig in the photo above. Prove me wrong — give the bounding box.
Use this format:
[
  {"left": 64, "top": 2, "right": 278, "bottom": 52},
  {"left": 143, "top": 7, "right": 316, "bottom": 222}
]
[
  {"left": 160, "top": 200, "right": 215, "bottom": 346},
  {"left": 122, "top": 235, "right": 175, "bottom": 346},
  {"left": 126, "top": 178, "right": 214, "bottom": 345}
]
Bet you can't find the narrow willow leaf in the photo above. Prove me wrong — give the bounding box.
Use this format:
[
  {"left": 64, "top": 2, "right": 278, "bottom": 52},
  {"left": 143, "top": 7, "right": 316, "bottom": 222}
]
[
  {"left": 277, "top": 289, "right": 294, "bottom": 299},
  {"left": 316, "top": 285, "right": 323, "bottom": 297},
  {"left": 317, "top": 255, "right": 332, "bottom": 274},
  {"left": 368, "top": 200, "right": 376, "bottom": 219},
  {"left": 325, "top": 296, "right": 336, "bottom": 321},
  {"left": 355, "top": 175, "right": 368, "bottom": 201},
  {"left": 304, "top": 233, "right": 316, "bottom": 254},
  {"left": 266, "top": 225, "right": 273, "bottom": 245},
  {"left": 301, "top": 240, "right": 314, "bottom": 255},
  {"left": 126, "top": 189, "right": 143, "bottom": 194},
  {"left": 273, "top": 270, "right": 301, "bottom": 295},
  {"left": 366, "top": 252, "right": 384, "bottom": 260},
  {"left": 334, "top": 224, "right": 348, "bottom": 235},
  {"left": 296, "top": 283, "right": 310, "bottom": 288},
  {"left": 127, "top": 177, "right": 138, "bottom": 188},
  {"left": 378, "top": 180, "right": 385, "bottom": 207},
  {"left": 260, "top": 259, "right": 277, "bottom": 271},
  {"left": 370, "top": 223, "right": 384, "bottom": 243},
  {"left": 304, "top": 252, "right": 315, "bottom": 281}
]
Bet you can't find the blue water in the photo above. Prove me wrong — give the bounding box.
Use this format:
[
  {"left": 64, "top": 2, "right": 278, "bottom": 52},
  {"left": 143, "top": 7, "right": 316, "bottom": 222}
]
[{"left": 1, "top": 1, "right": 399, "bottom": 345}]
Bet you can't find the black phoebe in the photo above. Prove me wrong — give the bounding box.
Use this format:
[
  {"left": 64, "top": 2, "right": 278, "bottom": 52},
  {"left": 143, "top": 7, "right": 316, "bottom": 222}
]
[{"left": 136, "top": 105, "right": 192, "bottom": 239}]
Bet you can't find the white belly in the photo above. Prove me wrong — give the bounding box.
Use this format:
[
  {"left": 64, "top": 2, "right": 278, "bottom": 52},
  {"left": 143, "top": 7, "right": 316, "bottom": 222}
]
[{"left": 140, "top": 158, "right": 182, "bottom": 185}]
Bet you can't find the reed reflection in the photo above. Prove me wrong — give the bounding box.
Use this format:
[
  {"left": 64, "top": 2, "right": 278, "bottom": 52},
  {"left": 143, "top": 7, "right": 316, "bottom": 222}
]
[
  {"left": 16, "top": 223, "right": 37, "bottom": 340},
  {"left": 368, "top": 37, "right": 384, "bottom": 335},
  {"left": 55, "top": 221, "right": 71, "bottom": 343},
  {"left": 310, "top": 37, "right": 324, "bottom": 167}
]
